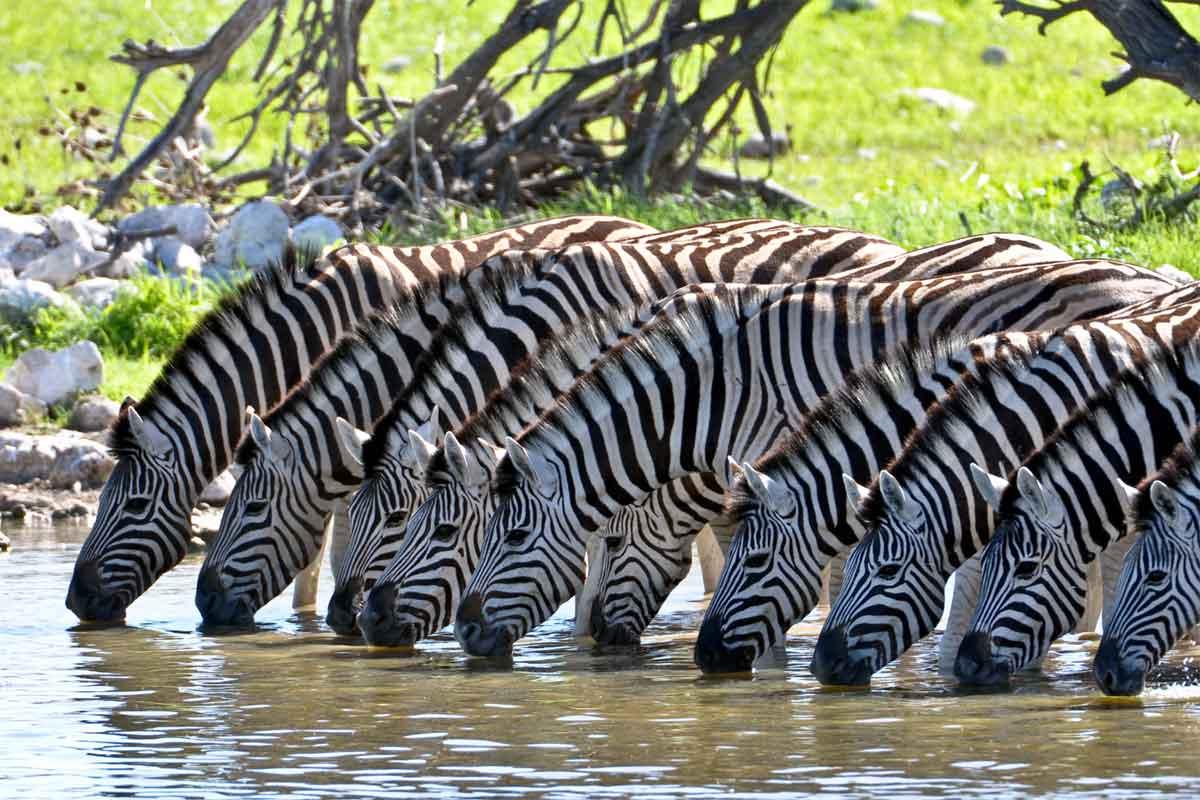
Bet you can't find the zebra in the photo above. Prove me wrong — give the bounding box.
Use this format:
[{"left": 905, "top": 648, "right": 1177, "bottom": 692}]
[
  {"left": 336, "top": 232, "right": 1077, "bottom": 636},
  {"left": 452, "top": 262, "right": 1176, "bottom": 657},
  {"left": 64, "top": 213, "right": 655, "bottom": 622},
  {"left": 957, "top": 340, "right": 1200, "bottom": 685},
  {"left": 195, "top": 224, "right": 911, "bottom": 624},
  {"left": 1094, "top": 426, "right": 1200, "bottom": 695},
  {"left": 811, "top": 301, "right": 1200, "bottom": 686}
]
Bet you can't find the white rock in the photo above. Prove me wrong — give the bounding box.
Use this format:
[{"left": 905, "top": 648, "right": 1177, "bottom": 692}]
[
  {"left": 739, "top": 130, "right": 792, "bottom": 160},
  {"left": 903, "top": 9, "right": 944, "bottom": 25},
  {"left": 47, "top": 206, "right": 107, "bottom": 250},
  {"left": 0, "top": 431, "right": 114, "bottom": 488},
  {"left": 11, "top": 61, "right": 43, "bottom": 75},
  {"left": 66, "top": 277, "right": 129, "bottom": 310},
  {"left": 21, "top": 241, "right": 107, "bottom": 288},
  {"left": 214, "top": 201, "right": 290, "bottom": 270},
  {"left": 1158, "top": 264, "right": 1194, "bottom": 284},
  {"left": 0, "top": 384, "right": 46, "bottom": 428},
  {"left": 899, "top": 87, "right": 976, "bottom": 115},
  {"left": 981, "top": 45, "right": 1010, "bottom": 66},
  {"left": 0, "top": 277, "right": 77, "bottom": 325},
  {"left": 0, "top": 210, "right": 46, "bottom": 243},
  {"left": 383, "top": 55, "right": 412, "bottom": 74},
  {"left": 199, "top": 467, "right": 240, "bottom": 506},
  {"left": 291, "top": 215, "right": 344, "bottom": 254},
  {"left": 118, "top": 204, "right": 214, "bottom": 250},
  {"left": 66, "top": 395, "right": 120, "bottom": 432},
  {"left": 2, "top": 235, "right": 49, "bottom": 271},
  {"left": 153, "top": 237, "right": 204, "bottom": 274},
  {"left": 99, "top": 240, "right": 153, "bottom": 279},
  {"left": 6, "top": 342, "right": 104, "bottom": 408},
  {"left": 830, "top": 0, "right": 878, "bottom": 10}
]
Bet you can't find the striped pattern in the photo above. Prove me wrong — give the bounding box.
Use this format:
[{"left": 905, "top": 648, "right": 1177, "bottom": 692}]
[
  {"left": 66, "top": 213, "right": 655, "bottom": 622},
  {"left": 959, "top": 339, "right": 1200, "bottom": 685},
  {"left": 453, "top": 261, "right": 1176, "bottom": 657},
  {"left": 196, "top": 224, "right": 907, "bottom": 624},
  {"left": 1096, "top": 429, "right": 1200, "bottom": 695},
  {"left": 342, "top": 231, "right": 1072, "bottom": 639},
  {"left": 812, "top": 302, "right": 1200, "bottom": 686}
]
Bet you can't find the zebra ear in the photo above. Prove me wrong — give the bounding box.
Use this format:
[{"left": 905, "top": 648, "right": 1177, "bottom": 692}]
[
  {"left": 443, "top": 431, "right": 484, "bottom": 488},
  {"left": 879, "top": 470, "right": 922, "bottom": 527},
  {"left": 333, "top": 417, "right": 369, "bottom": 468},
  {"left": 842, "top": 473, "right": 871, "bottom": 512},
  {"left": 247, "top": 410, "right": 272, "bottom": 453},
  {"left": 1016, "top": 467, "right": 1061, "bottom": 523},
  {"left": 405, "top": 428, "right": 438, "bottom": 475},
  {"left": 742, "top": 462, "right": 795, "bottom": 518},
  {"left": 1116, "top": 480, "right": 1140, "bottom": 513},
  {"left": 969, "top": 463, "right": 1008, "bottom": 510},
  {"left": 414, "top": 409, "right": 443, "bottom": 445},
  {"left": 1150, "top": 480, "right": 1182, "bottom": 528},
  {"left": 127, "top": 406, "right": 171, "bottom": 458},
  {"left": 505, "top": 436, "right": 557, "bottom": 499},
  {"left": 120, "top": 395, "right": 137, "bottom": 413}
]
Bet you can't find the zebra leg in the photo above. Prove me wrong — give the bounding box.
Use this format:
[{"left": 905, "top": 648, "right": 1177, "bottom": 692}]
[
  {"left": 575, "top": 533, "right": 607, "bottom": 639},
  {"left": 939, "top": 552, "right": 984, "bottom": 675},
  {"left": 1101, "top": 534, "right": 1136, "bottom": 625},
  {"left": 696, "top": 526, "right": 725, "bottom": 594},
  {"left": 328, "top": 498, "right": 350, "bottom": 582},
  {"left": 1075, "top": 558, "right": 1103, "bottom": 633},
  {"left": 826, "top": 553, "right": 848, "bottom": 607},
  {"left": 292, "top": 511, "right": 332, "bottom": 610},
  {"left": 819, "top": 563, "right": 831, "bottom": 608}
]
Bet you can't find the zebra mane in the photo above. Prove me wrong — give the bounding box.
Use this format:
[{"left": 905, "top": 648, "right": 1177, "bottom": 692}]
[
  {"left": 998, "top": 341, "right": 1198, "bottom": 513},
  {"left": 1132, "top": 401, "right": 1200, "bottom": 528},
  {"left": 724, "top": 334, "right": 978, "bottom": 523},
  {"left": 420, "top": 300, "right": 653, "bottom": 485},
  {"left": 856, "top": 340, "right": 1047, "bottom": 530},
  {"left": 491, "top": 283, "right": 786, "bottom": 495},
  {"left": 109, "top": 244, "right": 317, "bottom": 457}
]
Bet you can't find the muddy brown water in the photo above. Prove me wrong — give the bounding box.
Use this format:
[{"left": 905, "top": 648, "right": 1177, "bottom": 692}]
[{"left": 3, "top": 522, "right": 1200, "bottom": 798}]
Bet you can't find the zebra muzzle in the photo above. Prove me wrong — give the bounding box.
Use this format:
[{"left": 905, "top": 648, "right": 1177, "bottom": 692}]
[
  {"left": 810, "top": 626, "right": 873, "bottom": 686},
  {"left": 65, "top": 559, "right": 127, "bottom": 623},
  {"left": 1093, "top": 638, "right": 1146, "bottom": 696},
  {"left": 953, "top": 631, "right": 1012, "bottom": 687}
]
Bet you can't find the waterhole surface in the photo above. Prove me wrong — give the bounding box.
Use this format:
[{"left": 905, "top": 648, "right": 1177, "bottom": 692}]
[{"left": 3, "top": 522, "right": 1200, "bottom": 797}]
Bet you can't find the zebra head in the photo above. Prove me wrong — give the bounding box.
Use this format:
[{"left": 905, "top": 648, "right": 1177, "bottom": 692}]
[
  {"left": 456, "top": 436, "right": 583, "bottom": 657},
  {"left": 1096, "top": 479, "right": 1200, "bottom": 696},
  {"left": 696, "top": 461, "right": 819, "bottom": 673},
  {"left": 67, "top": 400, "right": 192, "bottom": 622},
  {"left": 197, "top": 410, "right": 355, "bottom": 624},
  {"left": 813, "top": 470, "right": 950, "bottom": 685},
  {"left": 589, "top": 497, "right": 693, "bottom": 648},
  {"left": 358, "top": 433, "right": 503, "bottom": 647},
  {"left": 957, "top": 465, "right": 1135, "bottom": 685},
  {"left": 329, "top": 417, "right": 441, "bottom": 635}
]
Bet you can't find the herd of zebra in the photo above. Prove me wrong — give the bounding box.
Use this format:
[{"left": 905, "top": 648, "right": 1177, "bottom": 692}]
[{"left": 61, "top": 213, "right": 1200, "bottom": 697}]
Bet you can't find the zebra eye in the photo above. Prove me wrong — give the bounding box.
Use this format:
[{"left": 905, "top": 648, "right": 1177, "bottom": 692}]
[
  {"left": 245, "top": 500, "right": 269, "bottom": 517},
  {"left": 125, "top": 496, "right": 151, "bottom": 514},
  {"left": 505, "top": 529, "right": 530, "bottom": 547},
  {"left": 1015, "top": 560, "right": 1038, "bottom": 580},
  {"left": 1146, "top": 569, "right": 1170, "bottom": 587},
  {"left": 432, "top": 524, "right": 456, "bottom": 542},
  {"left": 384, "top": 511, "right": 407, "bottom": 528},
  {"left": 604, "top": 536, "right": 623, "bottom": 553},
  {"left": 745, "top": 552, "right": 770, "bottom": 571},
  {"left": 877, "top": 563, "right": 902, "bottom": 580}
]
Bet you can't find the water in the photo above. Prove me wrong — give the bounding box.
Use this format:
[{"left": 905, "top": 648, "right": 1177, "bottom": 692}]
[{"left": 4, "top": 522, "right": 1200, "bottom": 799}]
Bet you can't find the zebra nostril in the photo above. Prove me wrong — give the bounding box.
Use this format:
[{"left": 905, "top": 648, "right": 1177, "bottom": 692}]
[{"left": 457, "top": 592, "right": 485, "bottom": 626}]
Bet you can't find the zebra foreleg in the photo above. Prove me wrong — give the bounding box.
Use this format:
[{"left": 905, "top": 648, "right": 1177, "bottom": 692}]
[
  {"left": 696, "top": 526, "right": 725, "bottom": 594},
  {"left": 575, "top": 533, "right": 607, "bottom": 639},
  {"left": 1075, "top": 558, "right": 1103, "bottom": 633},
  {"left": 826, "top": 553, "right": 848, "bottom": 607},
  {"left": 292, "top": 508, "right": 334, "bottom": 610},
  {"left": 939, "top": 552, "right": 984, "bottom": 675},
  {"left": 1101, "top": 534, "right": 1135, "bottom": 625}
]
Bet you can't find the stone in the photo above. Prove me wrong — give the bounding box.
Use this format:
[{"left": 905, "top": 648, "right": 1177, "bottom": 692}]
[
  {"left": 830, "top": 0, "right": 878, "bottom": 10},
  {"left": 0, "top": 210, "right": 46, "bottom": 244},
  {"left": 6, "top": 342, "right": 104, "bottom": 408},
  {"left": 0, "top": 383, "right": 46, "bottom": 428},
  {"left": 0, "top": 431, "right": 114, "bottom": 488},
  {"left": 0, "top": 277, "right": 77, "bottom": 326},
  {"left": 0, "top": 530, "right": 9, "bottom": 551},
  {"left": 214, "top": 200, "right": 291, "bottom": 270},
  {"left": 118, "top": 204, "right": 214, "bottom": 250},
  {"left": 66, "top": 277, "right": 130, "bottom": 310},
  {"left": 1158, "top": 264, "right": 1194, "bottom": 284},
  {"left": 11, "top": 61, "right": 43, "bottom": 75},
  {"left": 903, "top": 9, "right": 944, "bottom": 25},
  {"left": 1, "top": 235, "right": 49, "bottom": 272},
  {"left": 21, "top": 240, "right": 107, "bottom": 288},
  {"left": 66, "top": 395, "right": 120, "bottom": 433},
  {"left": 153, "top": 237, "right": 204, "bottom": 274},
  {"left": 981, "top": 45, "right": 1010, "bottom": 66},
  {"left": 739, "top": 130, "right": 792, "bottom": 160},
  {"left": 199, "top": 466, "right": 241, "bottom": 507},
  {"left": 292, "top": 215, "right": 344, "bottom": 254},
  {"left": 99, "top": 241, "right": 153, "bottom": 279},
  {"left": 383, "top": 55, "right": 412, "bottom": 74},
  {"left": 1100, "top": 178, "right": 1139, "bottom": 209},
  {"left": 47, "top": 206, "right": 107, "bottom": 250},
  {"left": 899, "top": 87, "right": 976, "bottom": 115}
]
